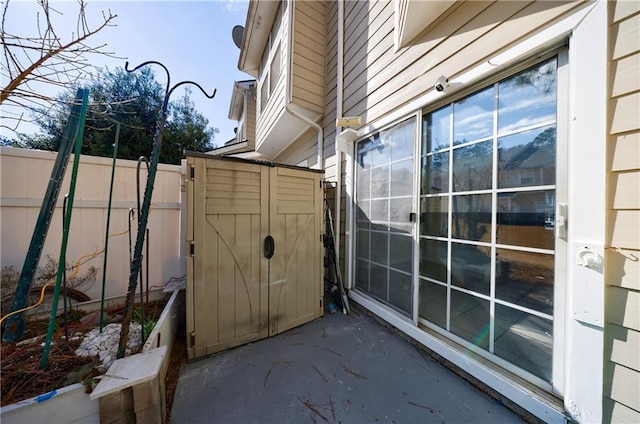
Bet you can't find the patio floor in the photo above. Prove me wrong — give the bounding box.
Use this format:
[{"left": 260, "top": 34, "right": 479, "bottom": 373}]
[{"left": 169, "top": 306, "right": 527, "bottom": 424}]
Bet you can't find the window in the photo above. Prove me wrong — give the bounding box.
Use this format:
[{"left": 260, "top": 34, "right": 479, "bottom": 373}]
[
  {"left": 270, "top": 44, "right": 281, "bottom": 95},
  {"left": 419, "top": 58, "right": 558, "bottom": 383},
  {"left": 260, "top": 79, "right": 269, "bottom": 113},
  {"left": 355, "top": 118, "right": 416, "bottom": 316},
  {"left": 258, "top": 1, "right": 285, "bottom": 113}
]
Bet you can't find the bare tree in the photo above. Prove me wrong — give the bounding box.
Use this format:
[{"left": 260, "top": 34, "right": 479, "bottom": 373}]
[{"left": 1, "top": 0, "right": 117, "bottom": 134}]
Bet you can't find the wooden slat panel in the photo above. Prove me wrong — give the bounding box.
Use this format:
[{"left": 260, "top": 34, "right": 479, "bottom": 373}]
[
  {"left": 206, "top": 202, "right": 261, "bottom": 215},
  {"left": 606, "top": 286, "right": 640, "bottom": 331},
  {"left": 205, "top": 190, "right": 261, "bottom": 200},
  {"left": 185, "top": 157, "right": 197, "bottom": 359},
  {"left": 234, "top": 214, "right": 252, "bottom": 337},
  {"left": 610, "top": 92, "right": 640, "bottom": 135},
  {"left": 194, "top": 157, "right": 211, "bottom": 359},
  {"left": 611, "top": 13, "right": 640, "bottom": 60},
  {"left": 609, "top": 210, "right": 640, "bottom": 249},
  {"left": 188, "top": 157, "right": 271, "bottom": 358},
  {"left": 609, "top": 132, "right": 640, "bottom": 172},
  {"left": 606, "top": 247, "right": 640, "bottom": 290},
  {"left": 611, "top": 0, "right": 640, "bottom": 24},
  {"left": 207, "top": 183, "right": 261, "bottom": 195},
  {"left": 206, "top": 160, "right": 264, "bottom": 174},
  {"left": 217, "top": 214, "right": 236, "bottom": 343},
  {"left": 611, "top": 52, "right": 640, "bottom": 98},
  {"left": 610, "top": 171, "right": 640, "bottom": 209},
  {"left": 606, "top": 362, "right": 640, "bottom": 412},
  {"left": 268, "top": 167, "right": 323, "bottom": 336}
]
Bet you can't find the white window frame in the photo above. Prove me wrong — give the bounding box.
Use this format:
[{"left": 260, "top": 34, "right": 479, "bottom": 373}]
[
  {"left": 258, "top": 1, "right": 286, "bottom": 113},
  {"left": 414, "top": 54, "right": 566, "bottom": 392},
  {"left": 345, "top": 2, "right": 606, "bottom": 422}
]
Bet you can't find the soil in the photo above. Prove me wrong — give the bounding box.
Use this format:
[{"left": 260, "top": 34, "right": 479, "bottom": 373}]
[{"left": 0, "top": 297, "right": 187, "bottom": 415}]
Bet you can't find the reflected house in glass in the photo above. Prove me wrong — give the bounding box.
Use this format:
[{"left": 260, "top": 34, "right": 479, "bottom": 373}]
[{"left": 224, "top": 1, "right": 639, "bottom": 423}]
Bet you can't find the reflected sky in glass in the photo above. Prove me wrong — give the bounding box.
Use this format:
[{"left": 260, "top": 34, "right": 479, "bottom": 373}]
[
  {"left": 424, "top": 105, "right": 451, "bottom": 152},
  {"left": 453, "top": 86, "right": 494, "bottom": 145},
  {"left": 498, "top": 58, "right": 557, "bottom": 134}
]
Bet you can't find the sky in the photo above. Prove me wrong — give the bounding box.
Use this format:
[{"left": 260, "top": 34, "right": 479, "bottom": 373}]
[{"left": 1, "top": 0, "right": 250, "bottom": 147}]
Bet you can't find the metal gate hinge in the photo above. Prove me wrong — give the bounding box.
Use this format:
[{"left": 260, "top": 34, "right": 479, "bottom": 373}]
[
  {"left": 190, "top": 166, "right": 195, "bottom": 179},
  {"left": 190, "top": 332, "right": 196, "bottom": 347},
  {"left": 189, "top": 241, "right": 195, "bottom": 256}
]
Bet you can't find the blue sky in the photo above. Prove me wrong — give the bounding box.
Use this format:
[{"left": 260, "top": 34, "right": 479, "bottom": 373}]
[{"left": 2, "top": 0, "right": 250, "bottom": 146}]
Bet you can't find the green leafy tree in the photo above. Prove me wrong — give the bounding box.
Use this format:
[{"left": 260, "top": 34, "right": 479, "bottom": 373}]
[
  {"left": 162, "top": 86, "right": 218, "bottom": 164},
  {"left": 20, "top": 66, "right": 217, "bottom": 164}
]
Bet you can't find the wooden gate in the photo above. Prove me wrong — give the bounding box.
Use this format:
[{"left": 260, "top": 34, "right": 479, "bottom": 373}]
[{"left": 185, "top": 154, "right": 324, "bottom": 360}]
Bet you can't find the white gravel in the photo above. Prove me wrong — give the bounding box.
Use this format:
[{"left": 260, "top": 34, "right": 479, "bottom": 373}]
[{"left": 75, "top": 323, "right": 142, "bottom": 372}]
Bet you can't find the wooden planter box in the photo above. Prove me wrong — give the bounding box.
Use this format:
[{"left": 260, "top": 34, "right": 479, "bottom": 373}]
[{"left": 0, "top": 289, "right": 183, "bottom": 424}]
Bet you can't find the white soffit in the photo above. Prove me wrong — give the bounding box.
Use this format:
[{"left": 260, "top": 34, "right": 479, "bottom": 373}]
[
  {"left": 238, "top": 1, "right": 279, "bottom": 77},
  {"left": 396, "top": 0, "right": 459, "bottom": 49}
]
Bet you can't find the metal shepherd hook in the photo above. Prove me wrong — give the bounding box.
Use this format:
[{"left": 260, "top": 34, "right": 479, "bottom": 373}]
[{"left": 116, "top": 61, "right": 216, "bottom": 359}]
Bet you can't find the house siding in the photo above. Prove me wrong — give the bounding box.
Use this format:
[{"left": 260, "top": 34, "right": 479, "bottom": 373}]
[
  {"left": 246, "top": 88, "right": 256, "bottom": 144},
  {"left": 255, "top": 6, "right": 289, "bottom": 151},
  {"left": 341, "top": 1, "right": 587, "bottom": 125},
  {"left": 274, "top": 127, "right": 317, "bottom": 168},
  {"left": 605, "top": 4, "right": 640, "bottom": 423},
  {"left": 322, "top": 0, "right": 338, "bottom": 182},
  {"left": 291, "top": 1, "right": 326, "bottom": 114}
]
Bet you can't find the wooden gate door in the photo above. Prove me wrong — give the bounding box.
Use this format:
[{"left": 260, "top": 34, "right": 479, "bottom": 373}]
[
  {"left": 268, "top": 166, "right": 324, "bottom": 336},
  {"left": 186, "top": 154, "right": 323, "bottom": 360}
]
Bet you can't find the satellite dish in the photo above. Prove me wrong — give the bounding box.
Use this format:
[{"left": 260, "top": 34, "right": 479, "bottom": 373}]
[{"left": 232, "top": 25, "right": 244, "bottom": 49}]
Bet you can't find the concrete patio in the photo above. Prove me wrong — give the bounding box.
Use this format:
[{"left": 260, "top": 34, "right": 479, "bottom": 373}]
[{"left": 170, "top": 305, "right": 529, "bottom": 424}]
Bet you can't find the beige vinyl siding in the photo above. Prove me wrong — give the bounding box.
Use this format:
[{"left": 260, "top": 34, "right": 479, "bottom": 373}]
[
  {"left": 255, "top": 4, "right": 289, "bottom": 150},
  {"left": 604, "top": 2, "right": 640, "bottom": 423},
  {"left": 256, "top": 26, "right": 288, "bottom": 149},
  {"left": 322, "top": 0, "right": 338, "bottom": 182},
  {"left": 256, "top": 76, "right": 286, "bottom": 147},
  {"left": 324, "top": 1, "right": 346, "bottom": 273},
  {"left": 275, "top": 127, "right": 320, "bottom": 167},
  {"left": 246, "top": 92, "right": 256, "bottom": 144},
  {"left": 341, "top": 1, "right": 587, "bottom": 125},
  {"left": 291, "top": 1, "right": 326, "bottom": 114}
]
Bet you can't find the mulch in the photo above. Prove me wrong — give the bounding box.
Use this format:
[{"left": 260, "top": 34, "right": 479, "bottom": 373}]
[{"left": 1, "top": 298, "right": 185, "bottom": 410}]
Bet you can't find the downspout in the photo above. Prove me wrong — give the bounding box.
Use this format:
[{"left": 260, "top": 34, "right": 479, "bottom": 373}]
[
  {"left": 285, "top": 0, "right": 323, "bottom": 169},
  {"left": 334, "top": 0, "right": 344, "bottom": 280}
]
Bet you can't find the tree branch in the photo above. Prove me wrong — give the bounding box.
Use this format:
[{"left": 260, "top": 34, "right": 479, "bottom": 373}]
[{"left": 1, "top": 1, "right": 117, "bottom": 105}]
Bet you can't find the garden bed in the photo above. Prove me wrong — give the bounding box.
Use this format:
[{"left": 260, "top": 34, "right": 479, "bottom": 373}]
[{"left": 0, "top": 288, "right": 184, "bottom": 424}]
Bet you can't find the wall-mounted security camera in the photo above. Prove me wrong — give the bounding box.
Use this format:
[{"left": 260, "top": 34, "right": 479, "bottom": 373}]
[{"left": 434, "top": 76, "right": 449, "bottom": 92}]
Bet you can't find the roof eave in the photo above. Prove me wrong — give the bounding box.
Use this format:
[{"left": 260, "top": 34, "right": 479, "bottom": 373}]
[{"left": 237, "top": 0, "right": 279, "bottom": 76}]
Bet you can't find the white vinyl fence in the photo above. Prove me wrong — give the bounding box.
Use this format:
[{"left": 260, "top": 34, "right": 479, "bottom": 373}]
[{"left": 0, "top": 146, "right": 184, "bottom": 301}]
